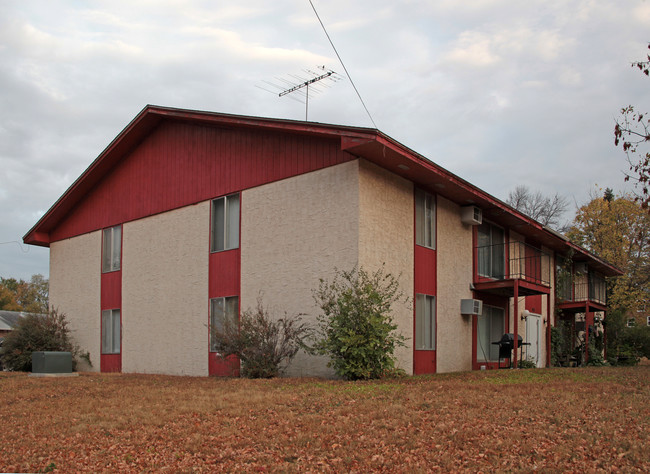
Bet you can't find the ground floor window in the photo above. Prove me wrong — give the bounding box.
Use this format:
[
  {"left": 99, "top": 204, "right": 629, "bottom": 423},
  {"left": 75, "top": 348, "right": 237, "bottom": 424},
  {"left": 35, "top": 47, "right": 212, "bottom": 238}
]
[
  {"left": 415, "top": 294, "right": 436, "bottom": 350},
  {"left": 209, "top": 296, "right": 239, "bottom": 351},
  {"left": 476, "top": 305, "right": 504, "bottom": 362},
  {"left": 101, "top": 309, "right": 120, "bottom": 354}
]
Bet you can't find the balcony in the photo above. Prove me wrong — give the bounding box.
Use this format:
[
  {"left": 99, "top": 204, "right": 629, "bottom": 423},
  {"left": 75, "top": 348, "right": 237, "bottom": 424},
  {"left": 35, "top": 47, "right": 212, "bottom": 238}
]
[
  {"left": 557, "top": 271, "right": 607, "bottom": 312},
  {"left": 474, "top": 241, "right": 551, "bottom": 297}
]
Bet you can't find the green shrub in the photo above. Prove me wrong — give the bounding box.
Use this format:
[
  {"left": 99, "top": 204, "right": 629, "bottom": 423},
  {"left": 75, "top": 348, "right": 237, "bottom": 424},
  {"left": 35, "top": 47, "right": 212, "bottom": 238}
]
[
  {"left": 0, "top": 309, "right": 90, "bottom": 371},
  {"left": 312, "top": 266, "right": 408, "bottom": 380},
  {"left": 517, "top": 358, "right": 537, "bottom": 369},
  {"left": 211, "top": 300, "right": 311, "bottom": 378},
  {"left": 608, "top": 344, "right": 640, "bottom": 366},
  {"left": 586, "top": 338, "right": 608, "bottom": 366}
]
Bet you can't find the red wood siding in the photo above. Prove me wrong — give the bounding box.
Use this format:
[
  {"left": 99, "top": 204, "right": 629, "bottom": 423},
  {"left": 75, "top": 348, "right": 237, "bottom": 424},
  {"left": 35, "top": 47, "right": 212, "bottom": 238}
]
[
  {"left": 209, "top": 249, "right": 240, "bottom": 298},
  {"left": 414, "top": 245, "right": 437, "bottom": 295},
  {"left": 525, "top": 295, "right": 542, "bottom": 314},
  {"left": 100, "top": 270, "right": 121, "bottom": 310},
  {"left": 51, "top": 121, "right": 353, "bottom": 242}
]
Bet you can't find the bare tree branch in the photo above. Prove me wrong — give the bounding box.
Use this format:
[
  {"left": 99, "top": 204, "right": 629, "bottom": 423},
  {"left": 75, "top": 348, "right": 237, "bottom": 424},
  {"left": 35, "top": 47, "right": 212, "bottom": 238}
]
[{"left": 506, "top": 185, "right": 569, "bottom": 230}]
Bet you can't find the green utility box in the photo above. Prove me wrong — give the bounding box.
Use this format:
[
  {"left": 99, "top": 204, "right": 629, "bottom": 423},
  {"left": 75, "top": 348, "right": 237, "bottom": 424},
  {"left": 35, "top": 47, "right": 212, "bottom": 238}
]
[{"left": 31, "top": 351, "right": 72, "bottom": 374}]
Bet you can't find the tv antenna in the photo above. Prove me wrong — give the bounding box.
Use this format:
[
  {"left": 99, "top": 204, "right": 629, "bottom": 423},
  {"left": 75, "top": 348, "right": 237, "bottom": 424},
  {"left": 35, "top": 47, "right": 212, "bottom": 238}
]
[{"left": 257, "top": 66, "right": 343, "bottom": 121}]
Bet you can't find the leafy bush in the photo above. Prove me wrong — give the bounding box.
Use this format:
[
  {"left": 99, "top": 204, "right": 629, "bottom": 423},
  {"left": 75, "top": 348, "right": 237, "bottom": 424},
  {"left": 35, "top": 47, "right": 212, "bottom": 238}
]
[
  {"left": 586, "top": 339, "right": 608, "bottom": 366},
  {"left": 211, "top": 300, "right": 311, "bottom": 378},
  {"left": 312, "top": 266, "right": 408, "bottom": 380},
  {"left": 620, "top": 325, "right": 650, "bottom": 358},
  {"left": 517, "top": 358, "right": 537, "bottom": 369},
  {"left": 0, "top": 309, "right": 90, "bottom": 371}
]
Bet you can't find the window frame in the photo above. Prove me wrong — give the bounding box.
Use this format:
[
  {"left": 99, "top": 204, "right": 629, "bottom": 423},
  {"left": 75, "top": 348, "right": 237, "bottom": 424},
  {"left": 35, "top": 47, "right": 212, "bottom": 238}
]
[
  {"left": 102, "top": 225, "right": 122, "bottom": 273},
  {"left": 415, "top": 189, "right": 436, "bottom": 249},
  {"left": 415, "top": 294, "right": 436, "bottom": 350},
  {"left": 476, "top": 304, "right": 505, "bottom": 362},
  {"left": 209, "top": 296, "right": 239, "bottom": 352},
  {"left": 210, "top": 194, "right": 240, "bottom": 253},
  {"left": 477, "top": 221, "right": 506, "bottom": 279},
  {"left": 101, "top": 309, "right": 121, "bottom": 354}
]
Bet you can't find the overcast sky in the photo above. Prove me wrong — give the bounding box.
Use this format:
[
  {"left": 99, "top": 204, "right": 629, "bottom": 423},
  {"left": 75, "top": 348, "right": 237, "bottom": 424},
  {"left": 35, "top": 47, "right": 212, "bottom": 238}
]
[{"left": 1, "top": 0, "right": 649, "bottom": 280}]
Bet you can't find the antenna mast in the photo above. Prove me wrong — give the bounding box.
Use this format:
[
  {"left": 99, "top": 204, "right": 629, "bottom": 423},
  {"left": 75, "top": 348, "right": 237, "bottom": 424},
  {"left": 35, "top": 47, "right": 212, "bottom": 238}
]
[
  {"left": 279, "top": 68, "right": 334, "bottom": 121},
  {"left": 257, "top": 66, "right": 341, "bottom": 121}
]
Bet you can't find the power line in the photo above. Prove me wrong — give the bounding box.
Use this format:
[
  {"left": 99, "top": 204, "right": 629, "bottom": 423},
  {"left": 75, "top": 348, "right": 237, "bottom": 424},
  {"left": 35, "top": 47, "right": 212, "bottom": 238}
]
[
  {"left": 308, "top": 0, "right": 378, "bottom": 129},
  {"left": 0, "top": 241, "right": 30, "bottom": 253}
]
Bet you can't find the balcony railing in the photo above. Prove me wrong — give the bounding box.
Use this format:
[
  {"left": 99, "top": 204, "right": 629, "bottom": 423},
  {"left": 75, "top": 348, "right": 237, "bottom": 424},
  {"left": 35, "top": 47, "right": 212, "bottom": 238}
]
[
  {"left": 476, "top": 241, "right": 551, "bottom": 287},
  {"left": 557, "top": 272, "right": 606, "bottom": 305}
]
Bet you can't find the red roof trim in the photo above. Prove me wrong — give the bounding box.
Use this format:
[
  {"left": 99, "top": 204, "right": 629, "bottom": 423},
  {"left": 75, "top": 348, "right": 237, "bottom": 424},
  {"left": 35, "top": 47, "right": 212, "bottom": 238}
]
[{"left": 23, "top": 105, "right": 622, "bottom": 277}]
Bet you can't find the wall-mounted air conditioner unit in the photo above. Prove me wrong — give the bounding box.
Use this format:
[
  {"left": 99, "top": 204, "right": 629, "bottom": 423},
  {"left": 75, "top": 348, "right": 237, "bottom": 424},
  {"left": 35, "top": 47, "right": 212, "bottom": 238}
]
[
  {"left": 461, "top": 299, "right": 483, "bottom": 315},
  {"left": 461, "top": 206, "right": 482, "bottom": 225}
]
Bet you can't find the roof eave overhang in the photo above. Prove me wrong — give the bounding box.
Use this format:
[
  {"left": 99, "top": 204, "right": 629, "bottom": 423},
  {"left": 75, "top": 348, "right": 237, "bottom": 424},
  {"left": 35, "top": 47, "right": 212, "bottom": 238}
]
[
  {"left": 342, "top": 134, "right": 623, "bottom": 278},
  {"left": 23, "top": 105, "right": 380, "bottom": 247},
  {"left": 21, "top": 105, "right": 624, "bottom": 278}
]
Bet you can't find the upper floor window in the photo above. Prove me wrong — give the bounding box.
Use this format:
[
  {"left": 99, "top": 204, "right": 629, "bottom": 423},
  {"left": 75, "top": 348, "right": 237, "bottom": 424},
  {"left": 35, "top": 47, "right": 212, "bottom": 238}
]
[
  {"left": 477, "top": 221, "right": 505, "bottom": 279},
  {"left": 102, "top": 225, "right": 121, "bottom": 273},
  {"left": 415, "top": 189, "right": 435, "bottom": 248},
  {"left": 211, "top": 194, "right": 240, "bottom": 252}
]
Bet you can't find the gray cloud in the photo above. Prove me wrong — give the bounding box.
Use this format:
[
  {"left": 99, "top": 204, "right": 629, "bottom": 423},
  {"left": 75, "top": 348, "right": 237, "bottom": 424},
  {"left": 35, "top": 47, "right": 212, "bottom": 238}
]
[{"left": 1, "top": 0, "right": 648, "bottom": 279}]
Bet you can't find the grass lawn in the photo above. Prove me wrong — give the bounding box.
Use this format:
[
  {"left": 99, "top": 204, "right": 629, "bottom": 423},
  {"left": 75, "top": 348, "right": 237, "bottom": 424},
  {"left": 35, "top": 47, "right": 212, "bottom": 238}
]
[{"left": 1, "top": 366, "right": 649, "bottom": 472}]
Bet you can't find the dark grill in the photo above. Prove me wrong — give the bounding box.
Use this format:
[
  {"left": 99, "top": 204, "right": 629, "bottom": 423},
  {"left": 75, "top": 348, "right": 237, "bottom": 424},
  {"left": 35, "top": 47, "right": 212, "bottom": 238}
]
[{"left": 492, "top": 333, "right": 528, "bottom": 369}]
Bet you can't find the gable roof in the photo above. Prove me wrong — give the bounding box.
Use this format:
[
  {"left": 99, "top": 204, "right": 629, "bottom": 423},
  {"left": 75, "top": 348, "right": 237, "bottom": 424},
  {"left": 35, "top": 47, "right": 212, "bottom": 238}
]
[
  {"left": 0, "top": 311, "right": 26, "bottom": 331},
  {"left": 23, "top": 105, "right": 622, "bottom": 277}
]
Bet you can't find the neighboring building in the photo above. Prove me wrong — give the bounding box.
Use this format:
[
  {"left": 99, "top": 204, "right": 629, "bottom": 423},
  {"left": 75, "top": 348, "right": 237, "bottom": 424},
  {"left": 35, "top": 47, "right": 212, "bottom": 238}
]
[
  {"left": 0, "top": 311, "right": 26, "bottom": 338},
  {"left": 624, "top": 302, "right": 650, "bottom": 328},
  {"left": 23, "top": 106, "right": 621, "bottom": 376}
]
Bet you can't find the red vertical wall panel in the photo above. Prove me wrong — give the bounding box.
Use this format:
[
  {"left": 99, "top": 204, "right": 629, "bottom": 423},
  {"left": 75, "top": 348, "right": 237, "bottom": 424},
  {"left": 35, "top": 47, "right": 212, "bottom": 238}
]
[
  {"left": 50, "top": 121, "right": 353, "bottom": 243},
  {"left": 100, "top": 269, "right": 122, "bottom": 373},
  {"left": 100, "top": 271, "right": 122, "bottom": 310},
  {"left": 413, "top": 193, "right": 437, "bottom": 375}
]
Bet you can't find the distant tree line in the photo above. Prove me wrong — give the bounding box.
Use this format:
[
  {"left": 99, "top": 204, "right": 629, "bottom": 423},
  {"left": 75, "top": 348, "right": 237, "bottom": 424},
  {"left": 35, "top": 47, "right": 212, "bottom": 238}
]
[{"left": 0, "top": 274, "right": 49, "bottom": 314}]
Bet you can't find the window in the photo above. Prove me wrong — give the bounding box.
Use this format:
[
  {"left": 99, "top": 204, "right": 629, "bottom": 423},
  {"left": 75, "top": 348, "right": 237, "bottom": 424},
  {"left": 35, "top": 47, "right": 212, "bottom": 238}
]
[
  {"left": 415, "top": 189, "right": 435, "bottom": 248},
  {"left": 647, "top": 316, "right": 650, "bottom": 327},
  {"left": 211, "top": 194, "right": 240, "bottom": 252},
  {"left": 101, "top": 309, "right": 120, "bottom": 354},
  {"left": 627, "top": 318, "right": 636, "bottom": 327},
  {"left": 102, "top": 226, "right": 121, "bottom": 272},
  {"left": 415, "top": 294, "right": 436, "bottom": 350},
  {"left": 209, "top": 296, "right": 239, "bottom": 351},
  {"left": 477, "top": 221, "right": 505, "bottom": 279},
  {"left": 476, "top": 305, "right": 504, "bottom": 362}
]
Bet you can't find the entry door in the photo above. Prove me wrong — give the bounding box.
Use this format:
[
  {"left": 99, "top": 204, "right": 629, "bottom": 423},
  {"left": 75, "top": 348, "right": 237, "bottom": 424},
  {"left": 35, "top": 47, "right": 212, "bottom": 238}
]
[{"left": 525, "top": 314, "right": 541, "bottom": 367}]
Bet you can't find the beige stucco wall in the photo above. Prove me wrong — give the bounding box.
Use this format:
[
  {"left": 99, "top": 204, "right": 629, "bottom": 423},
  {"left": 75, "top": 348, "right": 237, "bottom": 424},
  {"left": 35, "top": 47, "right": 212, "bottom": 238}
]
[
  {"left": 436, "top": 196, "right": 474, "bottom": 373},
  {"left": 122, "top": 202, "right": 209, "bottom": 376},
  {"left": 241, "top": 161, "right": 360, "bottom": 377},
  {"left": 49, "top": 231, "right": 101, "bottom": 371},
  {"left": 358, "top": 160, "right": 414, "bottom": 374}
]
